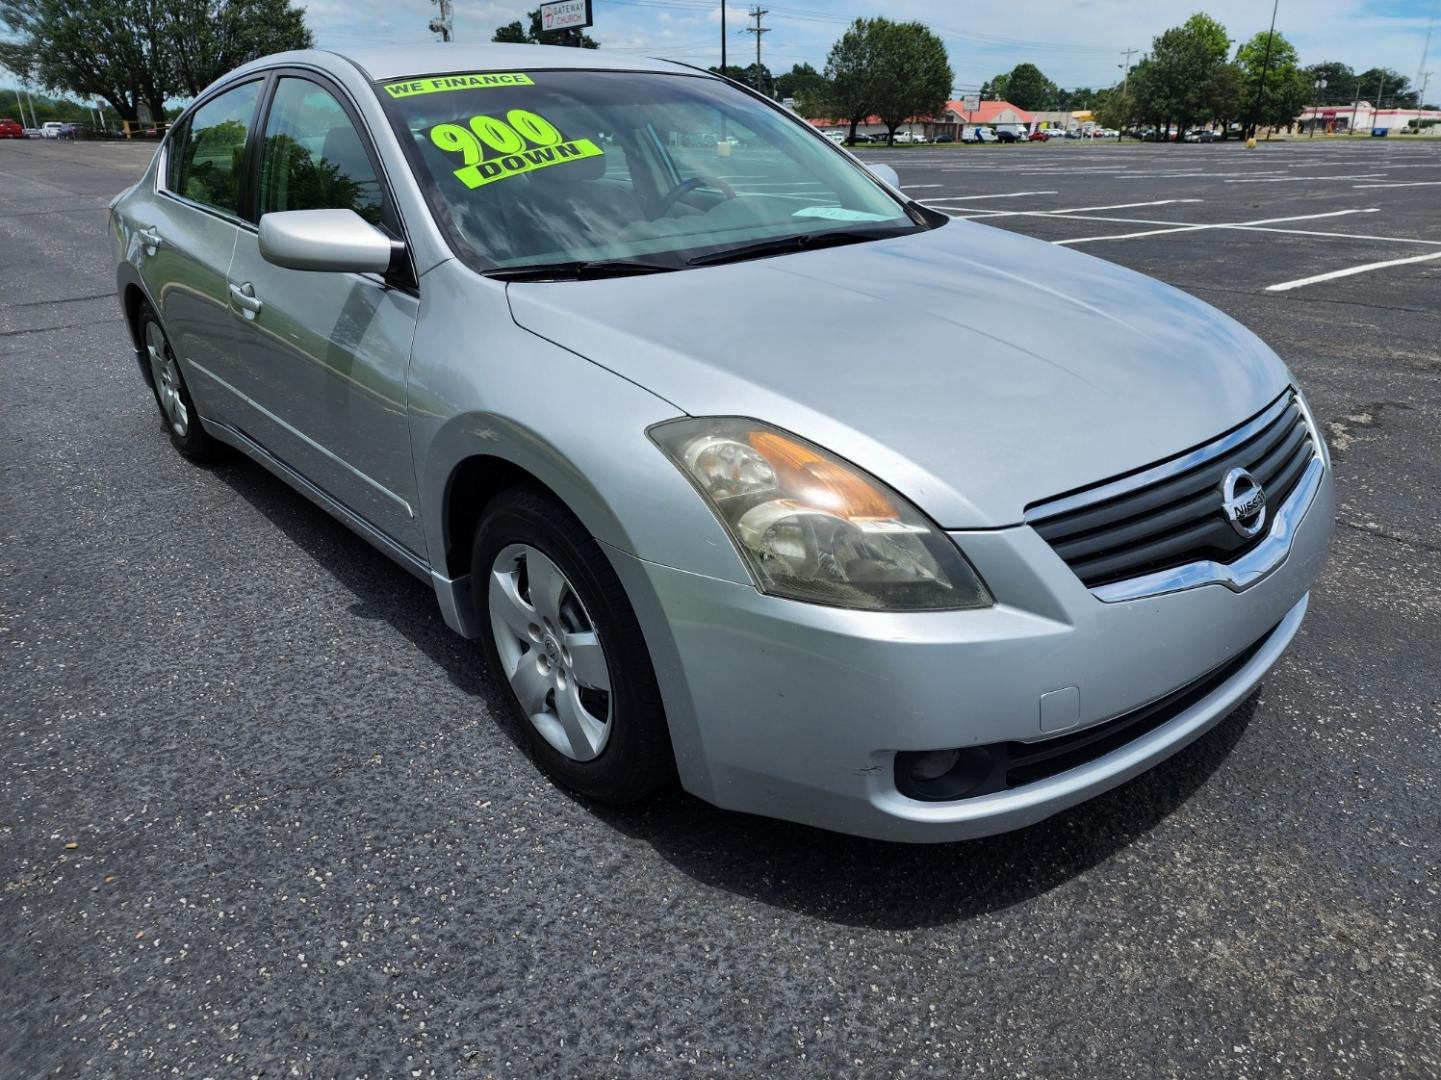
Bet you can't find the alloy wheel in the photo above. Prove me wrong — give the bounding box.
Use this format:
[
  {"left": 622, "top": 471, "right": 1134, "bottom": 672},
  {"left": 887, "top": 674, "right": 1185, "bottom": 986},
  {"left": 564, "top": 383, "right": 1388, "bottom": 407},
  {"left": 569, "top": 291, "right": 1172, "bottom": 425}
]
[
  {"left": 488, "top": 543, "right": 613, "bottom": 762},
  {"left": 145, "top": 320, "right": 189, "bottom": 437}
]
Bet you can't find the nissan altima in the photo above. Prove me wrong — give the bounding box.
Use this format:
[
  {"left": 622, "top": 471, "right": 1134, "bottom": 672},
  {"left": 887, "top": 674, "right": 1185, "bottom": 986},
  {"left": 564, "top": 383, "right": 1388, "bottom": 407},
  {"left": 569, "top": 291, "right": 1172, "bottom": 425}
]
[{"left": 110, "top": 45, "right": 1333, "bottom": 841}]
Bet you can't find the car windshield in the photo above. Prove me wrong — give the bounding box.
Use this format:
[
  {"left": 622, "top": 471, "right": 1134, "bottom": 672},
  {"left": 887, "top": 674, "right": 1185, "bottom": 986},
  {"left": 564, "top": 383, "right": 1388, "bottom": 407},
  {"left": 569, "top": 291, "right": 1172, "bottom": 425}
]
[{"left": 376, "top": 68, "right": 926, "bottom": 273}]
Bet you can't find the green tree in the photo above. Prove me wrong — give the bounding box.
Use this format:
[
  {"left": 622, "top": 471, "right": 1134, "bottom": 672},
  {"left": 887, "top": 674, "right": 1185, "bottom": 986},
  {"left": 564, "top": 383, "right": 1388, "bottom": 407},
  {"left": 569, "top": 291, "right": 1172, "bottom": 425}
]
[
  {"left": 492, "top": 8, "right": 599, "bottom": 48},
  {"left": 1305, "top": 61, "right": 1355, "bottom": 104},
  {"left": 1237, "top": 30, "right": 1306, "bottom": 134},
  {"left": 160, "top": 0, "right": 312, "bottom": 99},
  {"left": 869, "top": 19, "right": 951, "bottom": 145},
  {"left": 1355, "top": 67, "right": 1415, "bottom": 108},
  {"left": 0, "top": 0, "right": 310, "bottom": 122},
  {"left": 1131, "top": 13, "right": 1235, "bottom": 137},
  {"left": 982, "top": 73, "right": 1009, "bottom": 101},
  {"left": 774, "top": 62, "right": 831, "bottom": 114},
  {"left": 824, "top": 17, "right": 879, "bottom": 144},
  {"left": 998, "top": 62, "right": 1057, "bottom": 110},
  {"left": 1, "top": 0, "right": 169, "bottom": 123}
]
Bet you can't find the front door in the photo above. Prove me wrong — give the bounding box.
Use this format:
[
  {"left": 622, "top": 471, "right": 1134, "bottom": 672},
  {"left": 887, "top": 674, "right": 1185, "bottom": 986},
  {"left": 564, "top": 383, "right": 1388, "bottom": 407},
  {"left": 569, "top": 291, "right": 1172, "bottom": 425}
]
[{"left": 224, "top": 75, "right": 424, "bottom": 555}]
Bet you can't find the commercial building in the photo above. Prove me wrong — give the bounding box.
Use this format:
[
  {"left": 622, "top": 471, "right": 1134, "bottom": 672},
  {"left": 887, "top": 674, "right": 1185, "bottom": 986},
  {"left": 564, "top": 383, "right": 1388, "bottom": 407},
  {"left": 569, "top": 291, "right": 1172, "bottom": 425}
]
[{"left": 1299, "top": 101, "right": 1441, "bottom": 134}]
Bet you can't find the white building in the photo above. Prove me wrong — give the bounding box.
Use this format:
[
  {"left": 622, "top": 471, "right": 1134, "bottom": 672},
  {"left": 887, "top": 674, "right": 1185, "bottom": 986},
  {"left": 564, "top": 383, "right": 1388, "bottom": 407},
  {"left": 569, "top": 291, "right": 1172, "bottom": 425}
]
[{"left": 1299, "top": 101, "right": 1441, "bottom": 134}]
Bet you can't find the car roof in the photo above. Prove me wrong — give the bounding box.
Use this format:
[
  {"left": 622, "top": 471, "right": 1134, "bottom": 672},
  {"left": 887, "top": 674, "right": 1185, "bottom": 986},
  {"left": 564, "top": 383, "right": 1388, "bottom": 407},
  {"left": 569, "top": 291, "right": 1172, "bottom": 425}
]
[{"left": 228, "top": 43, "right": 700, "bottom": 85}]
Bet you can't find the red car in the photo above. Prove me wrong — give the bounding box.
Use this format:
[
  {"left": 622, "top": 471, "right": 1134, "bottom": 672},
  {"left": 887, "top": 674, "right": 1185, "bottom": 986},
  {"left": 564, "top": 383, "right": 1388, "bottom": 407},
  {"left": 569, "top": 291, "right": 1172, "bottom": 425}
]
[
  {"left": 0, "top": 117, "right": 26, "bottom": 138},
  {"left": 1028, "top": 130, "right": 1051, "bottom": 142}
]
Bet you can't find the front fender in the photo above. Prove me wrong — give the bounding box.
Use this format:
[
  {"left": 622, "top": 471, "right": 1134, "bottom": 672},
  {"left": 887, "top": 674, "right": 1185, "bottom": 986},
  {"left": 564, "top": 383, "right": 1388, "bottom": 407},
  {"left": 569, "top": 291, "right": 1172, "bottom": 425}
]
[{"left": 408, "top": 262, "right": 751, "bottom": 589}]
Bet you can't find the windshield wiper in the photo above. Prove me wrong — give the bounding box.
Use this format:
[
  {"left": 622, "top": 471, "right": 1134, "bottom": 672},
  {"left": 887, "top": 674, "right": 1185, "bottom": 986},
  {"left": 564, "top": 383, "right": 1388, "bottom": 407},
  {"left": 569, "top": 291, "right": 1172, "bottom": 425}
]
[
  {"left": 686, "top": 227, "right": 913, "bottom": 268},
  {"left": 486, "top": 259, "right": 679, "bottom": 282}
]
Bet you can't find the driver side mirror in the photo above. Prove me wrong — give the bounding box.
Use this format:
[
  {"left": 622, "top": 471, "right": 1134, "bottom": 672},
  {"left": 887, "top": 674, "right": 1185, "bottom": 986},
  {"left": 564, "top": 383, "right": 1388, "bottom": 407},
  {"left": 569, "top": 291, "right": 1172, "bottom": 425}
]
[
  {"left": 259, "top": 209, "right": 399, "bottom": 275},
  {"left": 865, "top": 162, "right": 899, "bottom": 188}
]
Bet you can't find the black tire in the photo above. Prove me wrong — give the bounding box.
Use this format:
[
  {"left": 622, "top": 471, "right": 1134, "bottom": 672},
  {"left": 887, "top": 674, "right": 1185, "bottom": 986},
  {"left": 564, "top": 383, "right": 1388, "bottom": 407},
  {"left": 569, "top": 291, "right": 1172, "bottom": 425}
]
[
  {"left": 472, "top": 487, "right": 675, "bottom": 803},
  {"left": 137, "top": 300, "right": 218, "bottom": 462}
]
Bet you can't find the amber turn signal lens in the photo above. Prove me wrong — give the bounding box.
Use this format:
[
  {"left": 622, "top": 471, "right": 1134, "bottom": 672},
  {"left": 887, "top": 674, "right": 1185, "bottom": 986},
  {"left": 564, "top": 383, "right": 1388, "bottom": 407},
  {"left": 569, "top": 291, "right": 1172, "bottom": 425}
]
[{"left": 747, "top": 431, "right": 897, "bottom": 521}]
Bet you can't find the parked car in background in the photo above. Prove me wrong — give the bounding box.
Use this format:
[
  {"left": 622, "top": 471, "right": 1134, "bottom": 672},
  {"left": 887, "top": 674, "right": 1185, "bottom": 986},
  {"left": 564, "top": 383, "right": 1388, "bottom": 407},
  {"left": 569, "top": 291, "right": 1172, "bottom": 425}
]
[
  {"left": 824, "top": 131, "right": 845, "bottom": 144},
  {"left": 933, "top": 132, "right": 954, "bottom": 143},
  {"left": 963, "top": 126, "right": 998, "bottom": 143},
  {"left": 995, "top": 129, "right": 1024, "bottom": 143},
  {"left": 892, "top": 131, "right": 927, "bottom": 144},
  {"left": 1028, "top": 130, "right": 1050, "bottom": 142},
  {"left": 0, "top": 117, "right": 25, "bottom": 138},
  {"left": 111, "top": 44, "right": 1334, "bottom": 842},
  {"left": 1064, "top": 128, "right": 1084, "bottom": 139},
  {"left": 40, "top": 121, "right": 76, "bottom": 139}
]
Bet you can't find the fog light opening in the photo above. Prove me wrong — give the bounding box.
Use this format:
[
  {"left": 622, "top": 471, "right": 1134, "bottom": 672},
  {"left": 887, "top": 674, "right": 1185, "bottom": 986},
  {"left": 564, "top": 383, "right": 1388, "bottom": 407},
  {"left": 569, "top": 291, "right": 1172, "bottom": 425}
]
[{"left": 894, "top": 746, "right": 1001, "bottom": 802}]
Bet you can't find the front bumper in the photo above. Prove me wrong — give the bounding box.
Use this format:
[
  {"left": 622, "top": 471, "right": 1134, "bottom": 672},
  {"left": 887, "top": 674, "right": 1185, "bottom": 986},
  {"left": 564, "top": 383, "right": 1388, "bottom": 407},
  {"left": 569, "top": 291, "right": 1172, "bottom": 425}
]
[{"left": 608, "top": 461, "right": 1334, "bottom": 843}]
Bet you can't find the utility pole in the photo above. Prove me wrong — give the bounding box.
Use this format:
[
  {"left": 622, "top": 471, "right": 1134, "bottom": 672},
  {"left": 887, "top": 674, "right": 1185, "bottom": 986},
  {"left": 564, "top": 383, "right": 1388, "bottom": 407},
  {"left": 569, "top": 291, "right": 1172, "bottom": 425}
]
[
  {"left": 1348, "top": 75, "right": 1363, "bottom": 135},
  {"left": 1246, "top": 0, "right": 1280, "bottom": 139},
  {"left": 1421, "top": 71, "right": 1435, "bottom": 107},
  {"left": 430, "top": 0, "right": 454, "bottom": 42},
  {"left": 745, "top": 7, "right": 770, "bottom": 96},
  {"left": 1120, "top": 47, "right": 1137, "bottom": 98}
]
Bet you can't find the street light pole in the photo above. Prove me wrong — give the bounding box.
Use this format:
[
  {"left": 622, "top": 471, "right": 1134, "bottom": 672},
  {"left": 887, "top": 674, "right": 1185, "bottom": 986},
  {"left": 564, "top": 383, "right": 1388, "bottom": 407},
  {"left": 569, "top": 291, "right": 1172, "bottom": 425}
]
[{"left": 1310, "top": 77, "right": 1326, "bottom": 137}]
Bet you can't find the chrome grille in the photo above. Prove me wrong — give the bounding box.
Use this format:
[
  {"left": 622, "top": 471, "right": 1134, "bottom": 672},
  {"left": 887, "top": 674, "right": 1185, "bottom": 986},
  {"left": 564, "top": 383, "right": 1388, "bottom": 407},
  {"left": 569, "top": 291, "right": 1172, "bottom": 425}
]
[{"left": 1027, "top": 392, "right": 1318, "bottom": 591}]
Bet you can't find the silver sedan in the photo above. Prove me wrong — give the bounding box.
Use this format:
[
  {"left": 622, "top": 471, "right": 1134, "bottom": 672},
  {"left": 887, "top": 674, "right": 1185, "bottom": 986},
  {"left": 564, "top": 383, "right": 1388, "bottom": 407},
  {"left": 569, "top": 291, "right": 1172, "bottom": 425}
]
[{"left": 111, "top": 45, "right": 1333, "bottom": 841}]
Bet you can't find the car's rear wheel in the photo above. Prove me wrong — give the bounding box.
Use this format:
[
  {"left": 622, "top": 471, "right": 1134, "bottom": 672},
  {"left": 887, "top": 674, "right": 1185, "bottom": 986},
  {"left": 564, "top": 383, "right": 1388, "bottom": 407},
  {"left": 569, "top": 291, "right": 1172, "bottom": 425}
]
[
  {"left": 473, "top": 487, "right": 674, "bottom": 803},
  {"left": 138, "top": 301, "right": 216, "bottom": 461}
]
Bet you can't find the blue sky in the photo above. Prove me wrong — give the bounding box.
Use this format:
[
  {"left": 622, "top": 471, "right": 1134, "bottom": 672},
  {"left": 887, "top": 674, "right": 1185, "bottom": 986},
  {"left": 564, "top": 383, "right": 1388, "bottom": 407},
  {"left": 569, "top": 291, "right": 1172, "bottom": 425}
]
[{"left": 303, "top": 0, "right": 1440, "bottom": 93}]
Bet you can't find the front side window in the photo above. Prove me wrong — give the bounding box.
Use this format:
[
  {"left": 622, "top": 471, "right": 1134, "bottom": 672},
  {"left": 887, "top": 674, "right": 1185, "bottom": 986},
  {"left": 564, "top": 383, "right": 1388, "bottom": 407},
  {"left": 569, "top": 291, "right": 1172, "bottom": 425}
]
[
  {"left": 377, "top": 69, "right": 925, "bottom": 272},
  {"left": 259, "top": 78, "right": 385, "bottom": 226},
  {"left": 171, "top": 81, "right": 262, "bottom": 216}
]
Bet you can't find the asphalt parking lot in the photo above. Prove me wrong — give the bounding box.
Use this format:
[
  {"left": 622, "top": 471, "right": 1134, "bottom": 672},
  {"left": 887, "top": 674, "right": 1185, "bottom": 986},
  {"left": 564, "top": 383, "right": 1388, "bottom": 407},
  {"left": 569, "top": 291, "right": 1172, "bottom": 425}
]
[{"left": 3, "top": 135, "right": 1439, "bottom": 1077}]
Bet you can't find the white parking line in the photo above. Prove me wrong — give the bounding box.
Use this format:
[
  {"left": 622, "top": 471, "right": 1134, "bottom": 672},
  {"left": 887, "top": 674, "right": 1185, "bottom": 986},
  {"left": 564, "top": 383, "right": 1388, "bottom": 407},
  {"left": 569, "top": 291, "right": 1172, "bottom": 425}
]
[
  {"left": 1223, "top": 174, "right": 1386, "bottom": 184},
  {"left": 919, "top": 190, "right": 1058, "bottom": 201},
  {"left": 1351, "top": 180, "right": 1441, "bottom": 188},
  {"left": 1266, "top": 250, "right": 1441, "bottom": 291},
  {"left": 1054, "top": 208, "right": 1380, "bottom": 246},
  {"left": 901, "top": 184, "right": 945, "bottom": 189},
  {"left": 952, "top": 198, "right": 1205, "bottom": 218}
]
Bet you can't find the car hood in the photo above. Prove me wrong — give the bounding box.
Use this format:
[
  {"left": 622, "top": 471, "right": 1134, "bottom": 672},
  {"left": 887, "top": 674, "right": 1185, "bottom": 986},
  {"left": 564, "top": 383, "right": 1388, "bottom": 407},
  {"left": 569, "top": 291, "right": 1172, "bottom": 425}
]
[{"left": 506, "top": 220, "right": 1289, "bottom": 528}]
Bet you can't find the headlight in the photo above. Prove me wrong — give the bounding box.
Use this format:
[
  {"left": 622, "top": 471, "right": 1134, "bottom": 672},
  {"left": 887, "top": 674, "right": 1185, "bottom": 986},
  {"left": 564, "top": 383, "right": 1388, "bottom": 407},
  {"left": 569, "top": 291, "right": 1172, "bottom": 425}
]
[{"left": 650, "top": 418, "right": 992, "bottom": 611}]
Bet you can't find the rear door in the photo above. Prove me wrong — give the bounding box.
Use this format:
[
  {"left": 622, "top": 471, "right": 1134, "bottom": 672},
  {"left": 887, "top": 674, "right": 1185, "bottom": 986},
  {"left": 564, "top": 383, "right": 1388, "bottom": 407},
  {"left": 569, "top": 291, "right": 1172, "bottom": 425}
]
[
  {"left": 130, "top": 78, "right": 264, "bottom": 427},
  {"left": 224, "top": 72, "right": 424, "bottom": 554}
]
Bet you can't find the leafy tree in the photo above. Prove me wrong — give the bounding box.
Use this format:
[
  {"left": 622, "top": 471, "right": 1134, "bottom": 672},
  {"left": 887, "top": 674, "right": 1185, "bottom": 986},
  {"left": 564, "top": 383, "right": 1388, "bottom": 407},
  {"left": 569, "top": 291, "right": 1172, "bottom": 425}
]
[
  {"left": 869, "top": 19, "right": 951, "bottom": 145},
  {"left": 1355, "top": 67, "right": 1416, "bottom": 108},
  {"left": 1055, "top": 86, "right": 1095, "bottom": 110},
  {"left": 998, "top": 62, "right": 1057, "bottom": 110},
  {"left": 1305, "top": 61, "right": 1355, "bottom": 104},
  {"left": 1, "top": 0, "right": 169, "bottom": 122},
  {"left": 1129, "top": 13, "right": 1235, "bottom": 136},
  {"left": 160, "top": 0, "right": 312, "bottom": 99},
  {"left": 982, "top": 73, "right": 1008, "bottom": 101},
  {"left": 774, "top": 62, "right": 831, "bottom": 114},
  {"left": 1237, "top": 30, "right": 1306, "bottom": 134},
  {"left": 824, "top": 17, "right": 879, "bottom": 145},
  {"left": 0, "top": 0, "right": 311, "bottom": 122},
  {"left": 492, "top": 8, "right": 599, "bottom": 48}
]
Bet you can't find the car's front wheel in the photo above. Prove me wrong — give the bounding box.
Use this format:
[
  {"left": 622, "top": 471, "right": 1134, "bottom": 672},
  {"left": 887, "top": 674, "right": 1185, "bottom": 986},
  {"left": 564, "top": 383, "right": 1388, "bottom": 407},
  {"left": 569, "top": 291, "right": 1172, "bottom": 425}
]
[{"left": 473, "top": 488, "right": 674, "bottom": 803}]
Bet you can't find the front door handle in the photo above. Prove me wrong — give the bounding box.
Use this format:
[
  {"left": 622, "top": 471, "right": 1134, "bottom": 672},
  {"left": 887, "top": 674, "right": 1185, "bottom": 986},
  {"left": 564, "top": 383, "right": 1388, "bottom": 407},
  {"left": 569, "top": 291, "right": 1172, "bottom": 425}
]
[{"left": 228, "top": 281, "right": 263, "bottom": 318}]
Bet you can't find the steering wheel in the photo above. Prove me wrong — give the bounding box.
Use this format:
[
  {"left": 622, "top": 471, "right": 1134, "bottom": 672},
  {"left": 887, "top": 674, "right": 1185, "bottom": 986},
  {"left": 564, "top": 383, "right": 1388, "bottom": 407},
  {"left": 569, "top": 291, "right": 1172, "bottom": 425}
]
[{"left": 653, "top": 175, "right": 737, "bottom": 217}]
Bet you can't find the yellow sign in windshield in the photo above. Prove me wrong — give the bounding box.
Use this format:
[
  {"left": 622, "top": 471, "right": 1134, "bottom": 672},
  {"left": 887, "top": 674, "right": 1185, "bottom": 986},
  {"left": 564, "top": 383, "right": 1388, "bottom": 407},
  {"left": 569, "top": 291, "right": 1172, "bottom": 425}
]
[
  {"left": 428, "top": 110, "right": 604, "bottom": 189},
  {"left": 383, "top": 72, "right": 534, "bottom": 99}
]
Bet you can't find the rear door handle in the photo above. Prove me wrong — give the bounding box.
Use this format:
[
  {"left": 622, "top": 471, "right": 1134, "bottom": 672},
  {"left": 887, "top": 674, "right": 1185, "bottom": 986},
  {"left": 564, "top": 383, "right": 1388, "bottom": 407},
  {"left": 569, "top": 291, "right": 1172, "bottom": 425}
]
[
  {"left": 228, "top": 281, "right": 263, "bottom": 317},
  {"left": 137, "top": 226, "right": 162, "bottom": 253}
]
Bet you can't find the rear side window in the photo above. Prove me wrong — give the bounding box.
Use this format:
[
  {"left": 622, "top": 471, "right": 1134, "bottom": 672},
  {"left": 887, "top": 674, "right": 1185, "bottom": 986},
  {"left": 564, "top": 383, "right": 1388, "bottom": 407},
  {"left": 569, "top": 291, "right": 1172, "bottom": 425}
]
[
  {"left": 258, "top": 78, "right": 384, "bottom": 226},
  {"left": 170, "top": 81, "right": 261, "bottom": 216}
]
